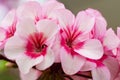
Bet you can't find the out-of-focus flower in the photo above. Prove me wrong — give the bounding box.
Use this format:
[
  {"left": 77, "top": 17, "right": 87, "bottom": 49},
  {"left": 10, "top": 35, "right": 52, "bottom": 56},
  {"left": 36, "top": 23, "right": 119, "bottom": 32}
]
[
  {"left": 0, "top": 4, "right": 8, "bottom": 22},
  {"left": 20, "top": 0, "right": 57, "bottom": 5},
  {"left": 0, "top": 9, "right": 17, "bottom": 52},
  {"left": 4, "top": 19, "right": 58, "bottom": 74},
  {"left": 16, "top": 1, "right": 65, "bottom": 22}
]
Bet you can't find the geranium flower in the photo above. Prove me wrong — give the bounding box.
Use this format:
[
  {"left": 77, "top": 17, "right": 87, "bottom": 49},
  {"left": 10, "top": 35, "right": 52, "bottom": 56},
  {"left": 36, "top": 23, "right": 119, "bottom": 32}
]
[
  {"left": 4, "top": 19, "right": 59, "bottom": 74},
  {"left": 0, "top": 9, "right": 17, "bottom": 51},
  {"left": 16, "top": 1, "right": 65, "bottom": 23},
  {"left": 84, "top": 9, "right": 120, "bottom": 80},
  {"left": 51, "top": 9, "right": 104, "bottom": 75}
]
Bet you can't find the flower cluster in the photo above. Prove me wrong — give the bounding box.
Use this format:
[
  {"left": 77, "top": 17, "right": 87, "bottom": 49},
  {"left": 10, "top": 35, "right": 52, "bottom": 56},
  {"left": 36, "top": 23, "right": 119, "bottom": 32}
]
[{"left": 0, "top": 0, "right": 120, "bottom": 80}]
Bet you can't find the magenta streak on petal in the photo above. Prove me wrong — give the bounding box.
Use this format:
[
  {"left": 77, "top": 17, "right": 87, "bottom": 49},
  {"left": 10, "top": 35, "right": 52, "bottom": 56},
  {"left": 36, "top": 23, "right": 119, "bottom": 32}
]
[
  {"left": 6, "top": 22, "right": 16, "bottom": 39},
  {"left": 60, "top": 27, "right": 83, "bottom": 56},
  {"left": 87, "top": 55, "right": 108, "bottom": 67},
  {"left": 35, "top": 16, "right": 40, "bottom": 22},
  {"left": 25, "top": 32, "right": 47, "bottom": 58}
]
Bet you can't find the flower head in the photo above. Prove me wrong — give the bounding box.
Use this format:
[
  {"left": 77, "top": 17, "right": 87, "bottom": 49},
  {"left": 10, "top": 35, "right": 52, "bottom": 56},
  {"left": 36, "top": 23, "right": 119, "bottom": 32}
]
[
  {"left": 51, "top": 9, "right": 104, "bottom": 75},
  {"left": 4, "top": 19, "right": 58, "bottom": 74}
]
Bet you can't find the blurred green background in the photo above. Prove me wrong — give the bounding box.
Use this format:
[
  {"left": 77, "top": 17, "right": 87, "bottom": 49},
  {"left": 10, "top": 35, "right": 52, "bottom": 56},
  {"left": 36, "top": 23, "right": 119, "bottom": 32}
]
[{"left": 0, "top": 0, "right": 120, "bottom": 80}]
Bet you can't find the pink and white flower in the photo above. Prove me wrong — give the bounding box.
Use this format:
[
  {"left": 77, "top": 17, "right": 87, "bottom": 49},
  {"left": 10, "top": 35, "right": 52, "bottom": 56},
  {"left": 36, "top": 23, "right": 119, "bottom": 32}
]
[
  {"left": 4, "top": 19, "right": 59, "bottom": 74},
  {"left": 51, "top": 9, "right": 104, "bottom": 75},
  {"left": 84, "top": 9, "right": 120, "bottom": 80},
  {"left": 16, "top": 1, "right": 65, "bottom": 23},
  {"left": 0, "top": 9, "right": 17, "bottom": 51}
]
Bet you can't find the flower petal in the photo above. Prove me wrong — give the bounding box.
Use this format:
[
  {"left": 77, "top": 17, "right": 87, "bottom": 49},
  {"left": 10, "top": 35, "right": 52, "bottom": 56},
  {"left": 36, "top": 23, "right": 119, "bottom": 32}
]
[
  {"left": 51, "top": 33, "right": 61, "bottom": 62},
  {"left": 75, "top": 39, "right": 103, "bottom": 59},
  {"left": 16, "top": 54, "right": 43, "bottom": 74},
  {"left": 80, "top": 60, "right": 96, "bottom": 71},
  {"left": 17, "top": 1, "right": 42, "bottom": 20},
  {"left": 42, "top": 0, "right": 65, "bottom": 17},
  {"left": 103, "top": 56, "right": 119, "bottom": 80},
  {"left": 85, "top": 8, "right": 107, "bottom": 39},
  {"left": 0, "top": 27, "right": 6, "bottom": 42},
  {"left": 75, "top": 11, "right": 95, "bottom": 34},
  {"left": 49, "top": 9, "right": 75, "bottom": 28},
  {"left": 4, "top": 36, "right": 25, "bottom": 60},
  {"left": 15, "top": 18, "right": 36, "bottom": 38},
  {"left": 92, "top": 65, "right": 110, "bottom": 80},
  {"left": 36, "top": 19, "right": 58, "bottom": 39},
  {"left": 0, "top": 5, "right": 8, "bottom": 22},
  {"left": 0, "top": 9, "right": 16, "bottom": 29},
  {"left": 85, "top": 8, "right": 103, "bottom": 17},
  {"left": 103, "top": 28, "right": 120, "bottom": 50},
  {"left": 92, "top": 17, "right": 107, "bottom": 39},
  {"left": 117, "top": 27, "right": 120, "bottom": 38},
  {"left": 36, "top": 47, "right": 54, "bottom": 70},
  {"left": 20, "top": 68, "right": 41, "bottom": 80},
  {"left": 60, "top": 47, "right": 86, "bottom": 75}
]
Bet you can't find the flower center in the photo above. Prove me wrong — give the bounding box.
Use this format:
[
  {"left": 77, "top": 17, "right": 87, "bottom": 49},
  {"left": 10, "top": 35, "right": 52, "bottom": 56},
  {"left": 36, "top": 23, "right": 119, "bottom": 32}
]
[
  {"left": 66, "top": 39, "right": 73, "bottom": 48},
  {"left": 62, "top": 27, "right": 81, "bottom": 48},
  {"left": 25, "top": 32, "right": 47, "bottom": 58}
]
